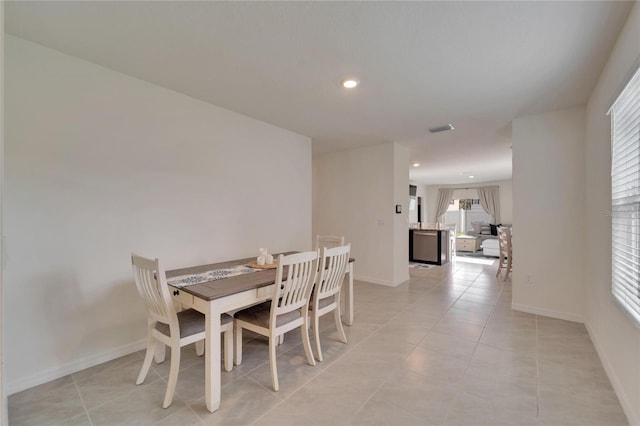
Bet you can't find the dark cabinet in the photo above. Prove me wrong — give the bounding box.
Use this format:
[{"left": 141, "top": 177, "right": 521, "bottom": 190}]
[{"left": 409, "top": 229, "right": 450, "bottom": 265}]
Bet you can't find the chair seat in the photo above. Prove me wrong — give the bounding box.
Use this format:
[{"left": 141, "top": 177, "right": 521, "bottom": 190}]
[
  {"left": 235, "top": 301, "right": 301, "bottom": 329},
  {"left": 156, "top": 309, "right": 233, "bottom": 338}
]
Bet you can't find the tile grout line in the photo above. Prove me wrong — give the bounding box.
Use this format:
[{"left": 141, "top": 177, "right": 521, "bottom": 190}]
[
  {"left": 355, "top": 281, "right": 430, "bottom": 426},
  {"left": 438, "top": 263, "right": 479, "bottom": 423},
  {"left": 440, "top": 271, "right": 505, "bottom": 425},
  {"left": 344, "top": 379, "right": 390, "bottom": 425},
  {"left": 535, "top": 314, "right": 541, "bottom": 425},
  {"left": 71, "top": 374, "right": 94, "bottom": 426},
  {"left": 252, "top": 264, "right": 470, "bottom": 424},
  {"left": 182, "top": 397, "right": 207, "bottom": 426},
  {"left": 250, "top": 306, "right": 393, "bottom": 425}
]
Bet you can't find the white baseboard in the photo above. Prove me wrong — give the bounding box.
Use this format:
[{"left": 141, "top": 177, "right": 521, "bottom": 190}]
[
  {"left": 7, "top": 338, "right": 147, "bottom": 396},
  {"left": 355, "top": 274, "right": 401, "bottom": 287},
  {"left": 585, "top": 321, "right": 639, "bottom": 426},
  {"left": 511, "top": 303, "right": 584, "bottom": 323}
]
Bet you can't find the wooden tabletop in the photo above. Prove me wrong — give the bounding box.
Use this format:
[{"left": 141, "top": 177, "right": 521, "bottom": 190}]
[
  {"left": 166, "top": 252, "right": 354, "bottom": 302},
  {"left": 166, "top": 255, "right": 281, "bottom": 301}
]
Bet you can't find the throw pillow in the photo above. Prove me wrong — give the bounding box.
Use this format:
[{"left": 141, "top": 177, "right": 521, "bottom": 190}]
[{"left": 490, "top": 224, "right": 502, "bottom": 236}]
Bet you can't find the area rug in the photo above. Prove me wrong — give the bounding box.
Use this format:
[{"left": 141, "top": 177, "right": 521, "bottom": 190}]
[
  {"left": 409, "top": 262, "right": 434, "bottom": 269},
  {"left": 455, "top": 250, "right": 495, "bottom": 258}
]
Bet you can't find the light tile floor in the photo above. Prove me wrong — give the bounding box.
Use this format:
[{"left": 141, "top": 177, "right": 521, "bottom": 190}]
[{"left": 8, "top": 258, "right": 629, "bottom": 425}]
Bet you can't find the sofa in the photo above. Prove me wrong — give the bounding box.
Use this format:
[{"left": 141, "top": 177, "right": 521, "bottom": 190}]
[
  {"left": 468, "top": 222, "right": 495, "bottom": 242},
  {"left": 482, "top": 238, "right": 500, "bottom": 257},
  {"left": 468, "top": 222, "right": 511, "bottom": 257}
]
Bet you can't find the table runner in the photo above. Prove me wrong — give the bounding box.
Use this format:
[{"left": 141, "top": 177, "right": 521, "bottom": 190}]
[{"left": 167, "top": 264, "right": 258, "bottom": 288}]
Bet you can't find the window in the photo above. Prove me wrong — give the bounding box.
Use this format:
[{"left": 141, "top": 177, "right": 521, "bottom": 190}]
[
  {"left": 610, "top": 65, "right": 640, "bottom": 324},
  {"left": 444, "top": 198, "right": 490, "bottom": 234}
]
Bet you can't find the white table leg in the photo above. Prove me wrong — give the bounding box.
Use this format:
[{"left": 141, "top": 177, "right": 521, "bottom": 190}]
[
  {"left": 344, "top": 263, "right": 354, "bottom": 326},
  {"left": 205, "top": 306, "right": 222, "bottom": 413}
]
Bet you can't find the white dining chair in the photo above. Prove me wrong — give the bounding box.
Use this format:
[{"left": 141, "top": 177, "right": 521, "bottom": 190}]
[
  {"left": 449, "top": 225, "right": 457, "bottom": 262},
  {"left": 496, "top": 227, "right": 513, "bottom": 281},
  {"left": 315, "top": 234, "right": 354, "bottom": 325},
  {"left": 233, "top": 251, "right": 318, "bottom": 391},
  {"left": 310, "top": 244, "right": 351, "bottom": 362},
  {"left": 316, "top": 234, "right": 345, "bottom": 250},
  {"left": 131, "top": 254, "right": 234, "bottom": 408}
]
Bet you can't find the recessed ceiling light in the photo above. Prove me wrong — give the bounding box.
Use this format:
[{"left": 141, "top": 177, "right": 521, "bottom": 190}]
[
  {"left": 413, "top": 163, "right": 420, "bottom": 167},
  {"left": 469, "top": 175, "right": 475, "bottom": 179},
  {"left": 342, "top": 79, "right": 359, "bottom": 89},
  {"left": 428, "top": 124, "right": 455, "bottom": 133}
]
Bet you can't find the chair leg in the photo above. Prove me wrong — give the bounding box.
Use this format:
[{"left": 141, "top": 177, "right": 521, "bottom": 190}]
[
  {"left": 301, "top": 316, "right": 316, "bottom": 367},
  {"left": 163, "top": 343, "right": 181, "bottom": 408},
  {"left": 195, "top": 340, "right": 204, "bottom": 356},
  {"left": 154, "top": 342, "right": 167, "bottom": 364},
  {"left": 504, "top": 258, "right": 512, "bottom": 282},
  {"left": 269, "top": 335, "right": 279, "bottom": 391},
  {"left": 136, "top": 333, "right": 156, "bottom": 385},
  {"left": 234, "top": 322, "right": 243, "bottom": 366},
  {"left": 312, "top": 312, "right": 323, "bottom": 362},
  {"left": 334, "top": 295, "right": 347, "bottom": 344},
  {"left": 223, "top": 327, "right": 233, "bottom": 372}
]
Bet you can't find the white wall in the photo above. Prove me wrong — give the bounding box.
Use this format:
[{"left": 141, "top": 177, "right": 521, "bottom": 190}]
[
  {"left": 0, "top": 2, "right": 6, "bottom": 422},
  {"left": 417, "top": 184, "right": 427, "bottom": 223},
  {"left": 313, "top": 142, "right": 409, "bottom": 286},
  {"left": 408, "top": 183, "right": 427, "bottom": 224},
  {"left": 511, "top": 106, "right": 585, "bottom": 322},
  {"left": 4, "top": 36, "right": 312, "bottom": 394},
  {"left": 393, "top": 143, "right": 410, "bottom": 285},
  {"left": 425, "top": 179, "right": 513, "bottom": 225},
  {"left": 584, "top": 3, "right": 640, "bottom": 423}
]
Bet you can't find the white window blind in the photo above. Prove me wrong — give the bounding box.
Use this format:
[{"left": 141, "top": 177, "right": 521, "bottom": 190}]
[{"left": 610, "top": 65, "right": 640, "bottom": 324}]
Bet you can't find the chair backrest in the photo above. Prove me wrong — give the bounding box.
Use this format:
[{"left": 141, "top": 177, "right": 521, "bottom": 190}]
[
  {"left": 317, "top": 244, "right": 351, "bottom": 300},
  {"left": 497, "top": 226, "right": 512, "bottom": 255},
  {"left": 131, "top": 254, "right": 177, "bottom": 328},
  {"left": 271, "top": 251, "right": 319, "bottom": 321},
  {"left": 315, "top": 235, "right": 345, "bottom": 250}
]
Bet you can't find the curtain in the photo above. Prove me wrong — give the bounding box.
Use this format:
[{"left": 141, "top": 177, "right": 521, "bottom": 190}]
[
  {"left": 434, "top": 188, "right": 453, "bottom": 223},
  {"left": 477, "top": 186, "right": 500, "bottom": 223}
]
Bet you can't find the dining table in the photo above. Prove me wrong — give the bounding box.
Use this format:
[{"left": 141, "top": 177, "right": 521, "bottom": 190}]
[{"left": 166, "top": 252, "right": 355, "bottom": 413}]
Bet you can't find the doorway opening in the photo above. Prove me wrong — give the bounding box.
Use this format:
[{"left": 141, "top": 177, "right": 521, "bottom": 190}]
[{"left": 444, "top": 198, "right": 491, "bottom": 234}]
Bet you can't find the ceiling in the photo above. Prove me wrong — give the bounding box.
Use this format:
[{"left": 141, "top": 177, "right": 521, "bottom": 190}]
[{"left": 4, "top": 1, "right": 634, "bottom": 185}]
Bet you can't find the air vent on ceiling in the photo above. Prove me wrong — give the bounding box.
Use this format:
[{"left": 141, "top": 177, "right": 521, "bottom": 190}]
[{"left": 428, "top": 124, "right": 455, "bottom": 133}]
